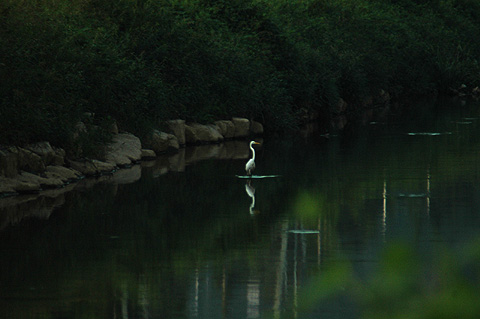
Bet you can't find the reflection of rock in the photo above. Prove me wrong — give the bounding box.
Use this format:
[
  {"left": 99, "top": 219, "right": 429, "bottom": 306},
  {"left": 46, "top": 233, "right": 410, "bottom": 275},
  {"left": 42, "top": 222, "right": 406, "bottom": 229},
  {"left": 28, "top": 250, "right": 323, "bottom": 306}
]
[
  {"left": 18, "top": 171, "right": 64, "bottom": 189},
  {"left": 0, "top": 176, "right": 41, "bottom": 194},
  {"left": 166, "top": 120, "right": 186, "bottom": 145},
  {"left": 218, "top": 141, "right": 250, "bottom": 160},
  {"left": 140, "top": 159, "right": 157, "bottom": 168},
  {"left": 168, "top": 149, "right": 186, "bottom": 172},
  {"left": 185, "top": 144, "right": 223, "bottom": 163},
  {"left": 143, "top": 130, "right": 179, "bottom": 154},
  {"left": 73, "top": 174, "right": 114, "bottom": 191},
  {"left": 69, "top": 159, "right": 116, "bottom": 176},
  {"left": 104, "top": 133, "right": 142, "bottom": 167},
  {"left": 111, "top": 165, "right": 141, "bottom": 184},
  {"left": 232, "top": 118, "right": 250, "bottom": 138},
  {"left": 231, "top": 141, "right": 250, "bottom": 159},
  {"left": 215, "top": 120, "right": 235, "bottom": 139},
  {"left": 151, "top": 158, "right": 170, "bottom": 178},
  {"left": 0, "top": 191, "right": 68, "bottom": 231}
]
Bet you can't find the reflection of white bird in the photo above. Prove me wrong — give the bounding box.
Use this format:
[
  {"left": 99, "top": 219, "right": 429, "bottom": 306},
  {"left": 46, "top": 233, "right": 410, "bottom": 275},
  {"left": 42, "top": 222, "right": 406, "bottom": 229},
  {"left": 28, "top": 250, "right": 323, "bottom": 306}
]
[
  {"left": 245, "top": 181, "right": 257, "bottom": 215},
  {"left": 245, "top": 141, "right": 261, "bottom": 176}
]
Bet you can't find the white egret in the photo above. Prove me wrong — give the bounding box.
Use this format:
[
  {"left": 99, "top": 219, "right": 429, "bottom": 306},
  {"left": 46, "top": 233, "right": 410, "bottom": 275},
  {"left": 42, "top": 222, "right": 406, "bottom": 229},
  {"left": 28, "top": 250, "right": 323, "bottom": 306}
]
[{"left": 245, "top": 141, "right": 261, "bottom": 176}]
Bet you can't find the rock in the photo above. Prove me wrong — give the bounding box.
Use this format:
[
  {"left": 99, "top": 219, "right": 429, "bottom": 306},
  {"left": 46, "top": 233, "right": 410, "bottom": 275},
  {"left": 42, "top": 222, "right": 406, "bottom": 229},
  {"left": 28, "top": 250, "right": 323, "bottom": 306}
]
[
  {"left": 166, "top": 120, "right": 186, "bottom": 145},
  {"left": 73, "top": 121, "right": 87, "bottom": 140},
  {"left": 215, "top": 120, "right": 235, "bottom": 139},
  {"left": 0, "top": 147, "right": 18, "bottom": 178},
  {"left": 250, "top": 121, "right": 264, "bottom": 135},
  {"left": 143, "top": 130, "right": 179, "bottom": 154},
  {"left": 44, "top": 166, "right": 82, "bottom": 183},
  {"left": 206, "top": 124, "right": 224, "bottom": 142},
  {"left": 69, "top": 159, "right": 116, "bottom": 176},
  {"left": 104, "top": 133, "right": 142, "bottom": 167},
  {"left": 0, "top": 177, "right": 17, "bottom": 194},
  {"left": 109, "top": 121, "right": 119, "bottom": 134},
  {"left": 185, "top": 125, "right": 199, "bottom": 144},
  {"left": 141, "top": 149, "right": 157, "bottom": 160},
  {"left": 185, "top": 123, "right": 223, "bottom": 144},
  {"left": 26, "top": 141, "right": 56, "bottom": 166},
  {"left": 18, "top": 171, "right": 64, "bottom": 189},
  {"left": 232, "top": 118, "right": 250, "bottom": 138},
  {"left": 17, "top": 147, "right": 45, "bottom": 174},
  {"left": 52, "top": 147, "right": 66, "bottom": 166}
]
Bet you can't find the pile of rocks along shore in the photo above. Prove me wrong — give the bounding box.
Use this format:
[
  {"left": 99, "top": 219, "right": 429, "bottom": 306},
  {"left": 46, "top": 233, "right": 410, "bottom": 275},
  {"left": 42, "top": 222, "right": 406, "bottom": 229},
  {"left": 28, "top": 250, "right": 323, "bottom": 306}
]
[{"left": 0, "top": 117, "right": 263, "bottom": 197}]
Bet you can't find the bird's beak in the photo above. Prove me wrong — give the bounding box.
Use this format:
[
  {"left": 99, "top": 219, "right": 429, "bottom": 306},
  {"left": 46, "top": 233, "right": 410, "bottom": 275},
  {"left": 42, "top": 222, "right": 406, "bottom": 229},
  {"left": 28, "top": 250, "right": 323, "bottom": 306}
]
[{"left": 254, "top": 142, "right": 261, "bottom": 145}]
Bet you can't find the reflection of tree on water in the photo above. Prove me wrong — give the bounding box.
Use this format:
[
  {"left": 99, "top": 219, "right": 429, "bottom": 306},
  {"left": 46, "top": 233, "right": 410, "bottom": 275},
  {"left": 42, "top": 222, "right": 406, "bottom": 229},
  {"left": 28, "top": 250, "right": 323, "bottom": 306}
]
[{"left": 245, "top": 180, "right": 258, "bottom": 215}]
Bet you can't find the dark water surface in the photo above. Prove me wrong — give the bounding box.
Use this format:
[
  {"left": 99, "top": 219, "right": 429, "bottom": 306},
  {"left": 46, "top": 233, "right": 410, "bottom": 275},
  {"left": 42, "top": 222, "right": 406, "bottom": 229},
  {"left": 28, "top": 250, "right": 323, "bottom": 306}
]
[{"left": 2, "top": 98, "right": 480, "bottom": 318}]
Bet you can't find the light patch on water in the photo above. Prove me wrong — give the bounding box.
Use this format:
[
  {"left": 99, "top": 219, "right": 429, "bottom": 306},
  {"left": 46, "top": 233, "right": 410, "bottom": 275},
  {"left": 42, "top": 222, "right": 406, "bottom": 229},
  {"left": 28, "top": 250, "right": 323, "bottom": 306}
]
[{"left": 407, "top": 132, "right": 452, "bottom": 136}]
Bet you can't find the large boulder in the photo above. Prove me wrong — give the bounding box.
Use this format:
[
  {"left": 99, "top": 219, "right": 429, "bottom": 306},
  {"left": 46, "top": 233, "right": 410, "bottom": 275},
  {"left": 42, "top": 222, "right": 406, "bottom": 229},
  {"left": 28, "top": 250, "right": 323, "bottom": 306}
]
[
  {"left": 143, "top": 130, "right": 179, "bottom": 154},
  {"left": 44, "top": 166, "right": 82, "bottom": 183},
  {"left": 26, "top": 142, "right": 56, "bottom": 166},
  {"left": 52, "top": 147, "right": 66, "bottom": 166},
  {"left": 17, "top": 147, "right": 45, "bottom": 174},
  {"left": 214, "top": 120, "right": 235, "bottom": 139},
  {"left": 104, "top": 133, "right": 142, "bottom": 167},
  {"left": 185, "top": 123, "right": 223, "bottom": 144},
  {"left": 185, "top": 125, "right": 199, "bottom": 144},
  {"left": 0, "top": 147, "right": 18, "bottom": 178},
  {"left": 250, "top": 121, "right": 264, "bottom": 135},
  {"left": 0, "top": 177, "right": 17, "bottom": 194},
  {"left": 166, "top": 120, "right": 186, "bottom": 145},
  {"left": 232, "top": 118, "right": 250, "bottom": 138}
]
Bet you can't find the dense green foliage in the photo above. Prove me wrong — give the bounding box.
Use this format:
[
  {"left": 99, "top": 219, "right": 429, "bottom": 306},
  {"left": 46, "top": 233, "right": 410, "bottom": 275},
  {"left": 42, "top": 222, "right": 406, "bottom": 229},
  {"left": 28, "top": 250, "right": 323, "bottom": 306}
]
[{"left": 1, "top": 0, "right": 480, "bottom": 153}]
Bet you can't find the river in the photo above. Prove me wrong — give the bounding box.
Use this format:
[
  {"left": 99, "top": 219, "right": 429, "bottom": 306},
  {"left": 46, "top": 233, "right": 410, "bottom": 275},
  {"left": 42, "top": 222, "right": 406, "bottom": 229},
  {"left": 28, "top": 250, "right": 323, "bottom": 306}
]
[{"left": 1, "top": 97, "right": 480, "bottom": 318}]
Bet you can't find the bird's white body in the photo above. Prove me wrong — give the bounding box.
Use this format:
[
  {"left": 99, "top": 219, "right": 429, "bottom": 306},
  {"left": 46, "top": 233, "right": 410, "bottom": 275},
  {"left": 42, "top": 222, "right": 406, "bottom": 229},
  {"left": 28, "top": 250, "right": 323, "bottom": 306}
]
[{"left": 245, "top": 141, "right": 260, "bottom": 176}]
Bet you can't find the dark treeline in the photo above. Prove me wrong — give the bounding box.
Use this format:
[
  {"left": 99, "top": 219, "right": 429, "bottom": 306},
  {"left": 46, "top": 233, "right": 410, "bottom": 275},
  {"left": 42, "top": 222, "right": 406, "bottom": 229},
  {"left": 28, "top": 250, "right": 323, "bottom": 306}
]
[{"left": 1, "top": 0, "right": 480, "bottom": 154}]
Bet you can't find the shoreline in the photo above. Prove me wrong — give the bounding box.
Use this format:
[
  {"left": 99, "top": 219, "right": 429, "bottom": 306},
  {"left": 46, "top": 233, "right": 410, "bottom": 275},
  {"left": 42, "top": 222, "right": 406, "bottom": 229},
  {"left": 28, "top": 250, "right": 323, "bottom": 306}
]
[{"left": 0, "top": 117, "right": 264, "bottom": 198}]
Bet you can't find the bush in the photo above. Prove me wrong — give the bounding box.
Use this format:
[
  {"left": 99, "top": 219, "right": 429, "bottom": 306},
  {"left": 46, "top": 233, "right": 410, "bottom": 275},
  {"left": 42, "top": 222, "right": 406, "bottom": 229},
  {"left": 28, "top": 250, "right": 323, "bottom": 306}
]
[{"left": 1, "top": 0, "right": 480, "bottom": 152}]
